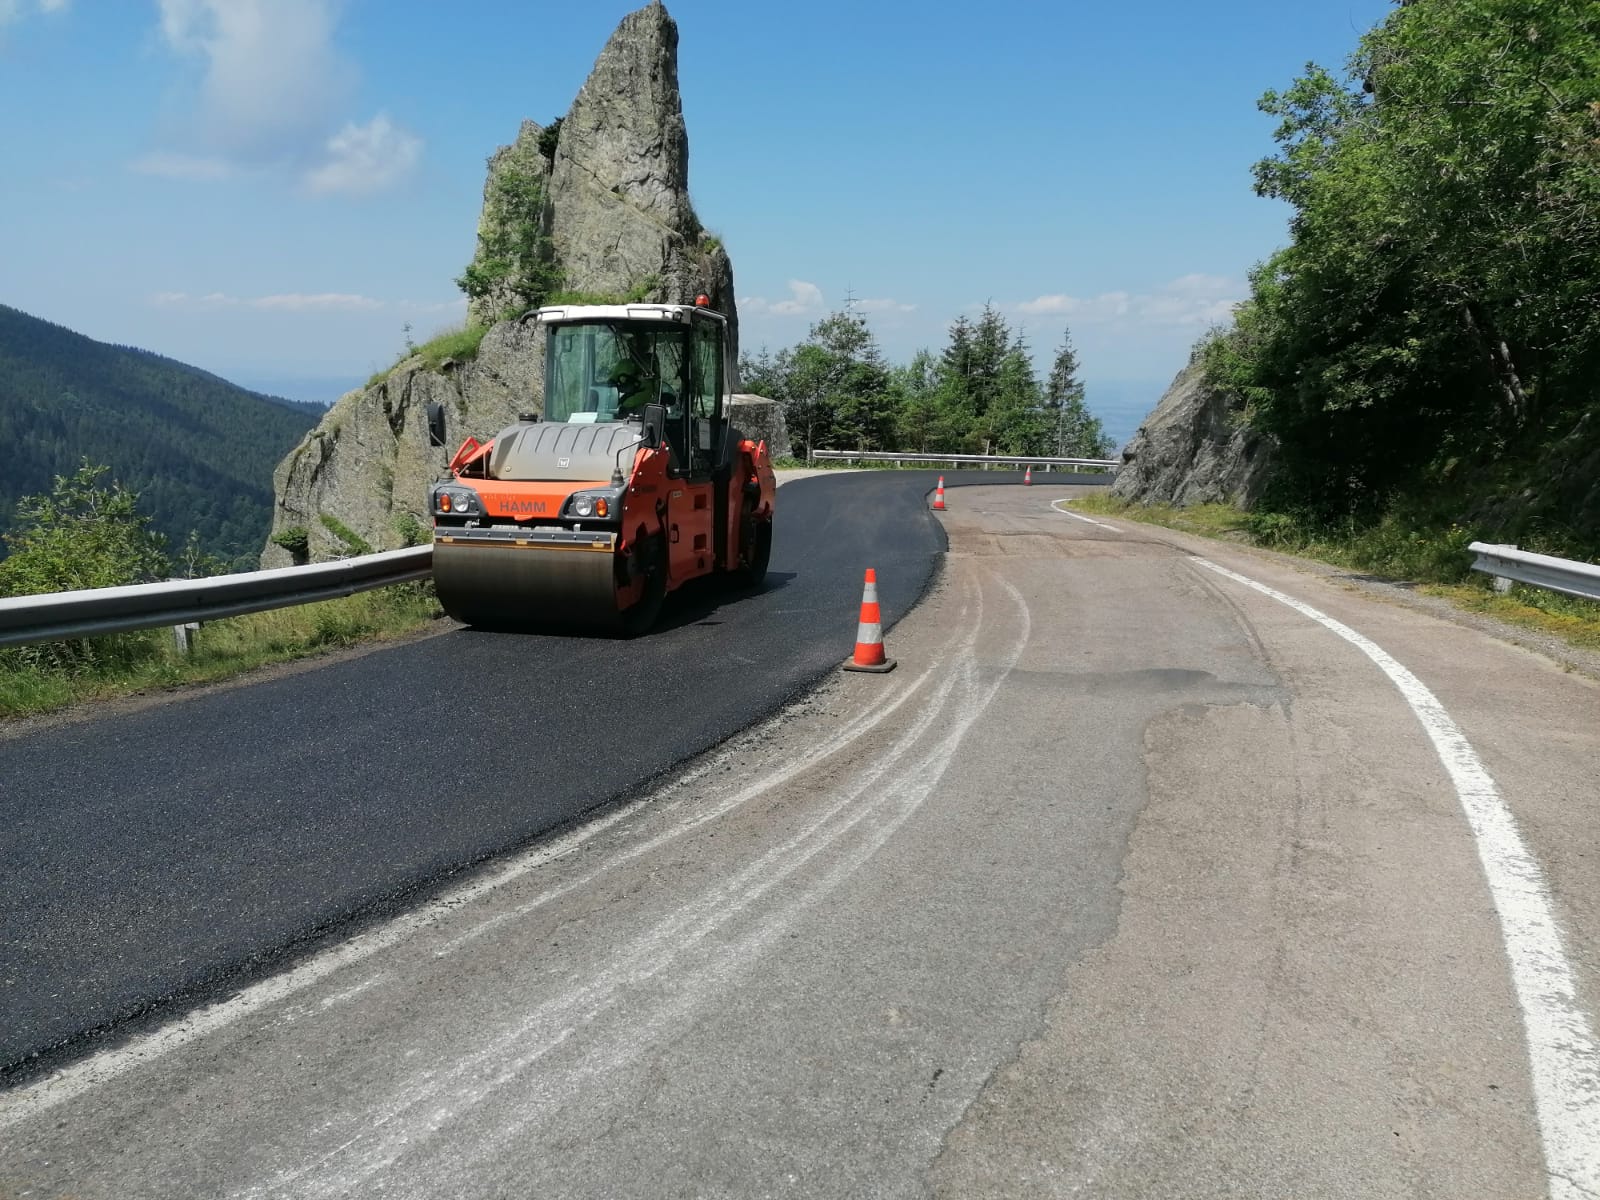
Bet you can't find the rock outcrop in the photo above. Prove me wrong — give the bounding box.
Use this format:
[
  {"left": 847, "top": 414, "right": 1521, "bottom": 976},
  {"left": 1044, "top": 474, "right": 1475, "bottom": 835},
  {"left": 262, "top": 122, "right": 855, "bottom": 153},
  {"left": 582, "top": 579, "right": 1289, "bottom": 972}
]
[
  {"left": 728, "top": 395, "right": 792, "bottom": 460},
  {"left": 263, "top": 1, "right": 767, "bottom": 567},
  {"left": 546, "top": 2, "right": 739, "bottom": 363},
  {"left": 464, "top": 120, "right": 552, "bottom": 328},
  {"left": 1112, "top": 354, "right": 1275, "bottom": 508}
]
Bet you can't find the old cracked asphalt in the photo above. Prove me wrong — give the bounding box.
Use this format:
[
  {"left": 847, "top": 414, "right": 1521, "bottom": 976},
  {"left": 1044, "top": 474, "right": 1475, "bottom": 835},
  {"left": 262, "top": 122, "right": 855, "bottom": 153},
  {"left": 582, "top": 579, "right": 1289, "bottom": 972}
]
[{"left": 1, "top": 478, "right": 1596, "bottom": 1198}]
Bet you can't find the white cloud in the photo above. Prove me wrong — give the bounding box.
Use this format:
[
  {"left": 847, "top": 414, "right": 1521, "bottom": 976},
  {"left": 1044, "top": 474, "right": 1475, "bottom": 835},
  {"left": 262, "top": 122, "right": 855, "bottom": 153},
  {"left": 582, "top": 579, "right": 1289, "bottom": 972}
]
[
  {"left": 152, "top": 290, "right": 385, "bottom": 311},
  {"left": 1015, "top": 274, "right": 1243, "bottom": 329},
  {"left": 303, "top": 113, "right": 422, "bottom": 196},
  {"left": 254, "top": 292, "right": 386, "bottom": 311},
  {"left": 741, "top": 280, "right": 824, "bottom": 317},
  {"left": 149, "top": 0, "right": 420, "bottom": 195},
  {"left": 855, "top": 297, "right": 916, "bottom": 314},
  {"left": 0, "top": 0, "right": 68, "bottom": 26}
]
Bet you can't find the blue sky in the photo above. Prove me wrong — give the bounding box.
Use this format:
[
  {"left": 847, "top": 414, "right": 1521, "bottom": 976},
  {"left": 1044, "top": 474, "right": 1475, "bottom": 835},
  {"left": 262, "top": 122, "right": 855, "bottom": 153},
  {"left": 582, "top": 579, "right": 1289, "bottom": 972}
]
[{"left": 0, "top": 0, "right": 1393, "bottom": 445}]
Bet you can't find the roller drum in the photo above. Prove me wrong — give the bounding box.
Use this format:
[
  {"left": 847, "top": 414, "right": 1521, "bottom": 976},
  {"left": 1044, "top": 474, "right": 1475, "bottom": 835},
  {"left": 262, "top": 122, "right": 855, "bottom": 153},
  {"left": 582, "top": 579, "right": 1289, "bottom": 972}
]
[{"left": 433, "top": 536, "right": 625, "bottom": 633}]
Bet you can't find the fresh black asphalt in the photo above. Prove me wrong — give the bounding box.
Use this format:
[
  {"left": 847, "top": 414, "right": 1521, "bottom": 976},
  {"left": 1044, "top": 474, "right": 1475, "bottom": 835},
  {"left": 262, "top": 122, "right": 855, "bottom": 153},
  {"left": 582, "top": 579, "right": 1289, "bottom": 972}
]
[{"left": 0, "top": 469, "right": 1087, "bottom": 1074}]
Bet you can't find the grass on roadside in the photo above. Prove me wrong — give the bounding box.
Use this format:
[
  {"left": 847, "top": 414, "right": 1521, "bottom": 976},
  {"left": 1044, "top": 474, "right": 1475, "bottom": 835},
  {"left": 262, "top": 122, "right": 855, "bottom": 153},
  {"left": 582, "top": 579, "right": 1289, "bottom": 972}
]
[
  {"left": 367, "top": 325, "right": 490, "bottom": 388},
  {"left": 0, "top": 583, "right": 442, "bottom": 721},
  {"left": 1070, "top": 493, "right": 1600, "bottom": 653}
]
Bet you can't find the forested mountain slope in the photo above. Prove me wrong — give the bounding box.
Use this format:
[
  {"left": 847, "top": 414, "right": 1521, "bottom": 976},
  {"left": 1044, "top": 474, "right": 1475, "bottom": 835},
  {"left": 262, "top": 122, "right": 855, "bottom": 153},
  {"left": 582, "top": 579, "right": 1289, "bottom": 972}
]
[{"left": 0, "top": 305, "right": 321, "bottom": 567}]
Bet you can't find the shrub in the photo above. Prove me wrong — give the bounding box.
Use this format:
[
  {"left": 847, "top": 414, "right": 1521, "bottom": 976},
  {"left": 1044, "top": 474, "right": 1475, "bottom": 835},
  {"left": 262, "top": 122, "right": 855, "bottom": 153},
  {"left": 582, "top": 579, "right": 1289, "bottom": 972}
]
[{"left": 271, "top": 525, "right": 311, "bottom": 564}]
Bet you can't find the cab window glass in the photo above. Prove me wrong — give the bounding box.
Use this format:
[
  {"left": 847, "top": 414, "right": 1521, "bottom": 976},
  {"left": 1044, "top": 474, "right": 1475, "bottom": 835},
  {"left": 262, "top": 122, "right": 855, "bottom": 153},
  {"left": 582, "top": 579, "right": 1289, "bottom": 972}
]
[
  {"left": 544, "top": 322, "right": 687, "bottom": 424},
  {"left": 691, "top": 319, "right": 720, "bottom": 420}
]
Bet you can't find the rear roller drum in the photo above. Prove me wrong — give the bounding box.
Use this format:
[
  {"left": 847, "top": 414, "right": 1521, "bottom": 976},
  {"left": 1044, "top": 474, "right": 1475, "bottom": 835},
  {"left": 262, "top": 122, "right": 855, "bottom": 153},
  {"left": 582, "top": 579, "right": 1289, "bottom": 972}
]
[{"left": 732, "top": 504, "right": 772, "bottom": 589}]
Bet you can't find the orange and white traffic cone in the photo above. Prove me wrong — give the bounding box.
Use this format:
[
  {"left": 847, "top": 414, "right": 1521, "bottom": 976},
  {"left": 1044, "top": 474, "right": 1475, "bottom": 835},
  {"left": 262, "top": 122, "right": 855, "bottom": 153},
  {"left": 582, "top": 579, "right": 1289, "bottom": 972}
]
[
  {"left": 932, "top": 476, "right": 947, "bottom": 511},
  {"left": 1024, "top": 465, "right": 1033, "bottom": 486},
  {"left": 843, "top": 568, "right": 896, "bottom": 673}
]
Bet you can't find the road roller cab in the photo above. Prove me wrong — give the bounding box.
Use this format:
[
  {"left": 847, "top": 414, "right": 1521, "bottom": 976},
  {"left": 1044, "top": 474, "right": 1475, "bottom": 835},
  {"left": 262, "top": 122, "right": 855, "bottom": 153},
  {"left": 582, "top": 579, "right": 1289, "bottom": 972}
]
[{"left": 430, "top": 300, "right": 776, "bottom": 634}]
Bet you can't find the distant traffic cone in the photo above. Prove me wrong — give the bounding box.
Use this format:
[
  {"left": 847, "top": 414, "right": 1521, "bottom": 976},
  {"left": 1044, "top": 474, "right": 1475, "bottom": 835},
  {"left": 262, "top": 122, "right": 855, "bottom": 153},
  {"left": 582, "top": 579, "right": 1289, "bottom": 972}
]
[
  {"left": 1024, "top": 465, "right": 1033, "bottom": 486},
  {"left": 932, "top": 476, "right": 947, "bottom": 511},
  {"left": 843, "top": 568, "right": 896, "bottom": 673}
]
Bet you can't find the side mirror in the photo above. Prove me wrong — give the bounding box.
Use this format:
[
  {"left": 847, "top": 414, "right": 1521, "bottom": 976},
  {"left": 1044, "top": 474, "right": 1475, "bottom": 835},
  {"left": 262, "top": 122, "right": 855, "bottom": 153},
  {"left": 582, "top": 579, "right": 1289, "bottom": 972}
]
[
  {"left": 426, "top": 401, "right": 447, "bottom": 448},
  {"left": 641, "top": 403, "right": 667, "bottom": 450}
]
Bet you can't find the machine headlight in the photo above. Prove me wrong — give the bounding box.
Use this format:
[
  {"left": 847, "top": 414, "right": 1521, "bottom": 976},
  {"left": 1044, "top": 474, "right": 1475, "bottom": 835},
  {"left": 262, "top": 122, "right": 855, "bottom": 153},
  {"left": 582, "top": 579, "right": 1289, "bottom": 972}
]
[
  {"left": 565, "top": 489, "right": 621, "bottom": 521},
  {"left": 435, "top": 487, "right": 478, "bottom": 515}
]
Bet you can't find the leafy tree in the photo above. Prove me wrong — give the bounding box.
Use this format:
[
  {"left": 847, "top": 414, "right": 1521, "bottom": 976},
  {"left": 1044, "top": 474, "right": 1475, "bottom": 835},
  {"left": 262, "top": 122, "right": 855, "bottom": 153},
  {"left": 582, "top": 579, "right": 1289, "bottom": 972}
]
[
  {"left": 1213, "top": 0, "right": 1600, "bottom": 547},
  {"left": 0, "top": 461, "right": 168, "bottom": 597},
  {"left": 888, "top": 350, "right": 941, "bottom": 451},
  {"left": 741, "top": 311, "right": 893, "bottom": 456},
  {"left": 746, "top": 305, "right": 1121, "bottom": 462},
  {"left": 0, "top": 461, "right": 170, "bottom": 673}
]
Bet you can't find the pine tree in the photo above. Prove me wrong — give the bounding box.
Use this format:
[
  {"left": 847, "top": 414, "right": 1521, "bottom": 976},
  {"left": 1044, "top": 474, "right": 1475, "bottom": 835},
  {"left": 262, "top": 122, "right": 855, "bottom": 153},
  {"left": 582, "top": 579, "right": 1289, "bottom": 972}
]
[{"left": 1043, "top": 329, "right": 1112, "bottom": 457}]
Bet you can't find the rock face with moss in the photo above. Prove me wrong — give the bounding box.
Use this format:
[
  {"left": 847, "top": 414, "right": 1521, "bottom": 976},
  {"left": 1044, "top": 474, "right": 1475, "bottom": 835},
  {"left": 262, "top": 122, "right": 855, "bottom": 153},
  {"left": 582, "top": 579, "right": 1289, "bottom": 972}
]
[
  {"left": 462, "top": 120, "right": 555, "bottom": 328},
  {"left": 263, "top": 1, "right": 753, "bottom": 567},
  {"left": 545, "top": 2, "right": 738, "bottom": 363},
  {"left": 1112, "top": 354, "right": 1275, "bottom": 508}
]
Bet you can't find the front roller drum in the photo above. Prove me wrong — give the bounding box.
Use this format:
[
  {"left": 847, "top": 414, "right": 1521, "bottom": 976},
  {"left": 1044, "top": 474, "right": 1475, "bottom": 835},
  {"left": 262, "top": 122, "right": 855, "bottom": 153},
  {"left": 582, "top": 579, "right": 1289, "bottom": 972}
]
[{"left": 433, "top": 535, "right": 627, "bottom": 634}]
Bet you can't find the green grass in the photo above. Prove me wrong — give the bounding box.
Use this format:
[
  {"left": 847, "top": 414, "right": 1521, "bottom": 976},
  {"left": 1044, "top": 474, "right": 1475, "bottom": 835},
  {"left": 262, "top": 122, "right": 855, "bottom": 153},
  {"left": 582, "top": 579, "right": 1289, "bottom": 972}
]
[
  {"left": 0, "top": 583, "right": 442, "bottom": 721},
  {"left": 1071, "top": 493, "right": 1600, "bottom": 652},
  {"left": 367, "top": 325, "right": 490, "bottom": 388},
  {"left": 1073, "top": 495, "right": 1250, "bottom": 539},
  {"left": 545, "top": 277, "right": 659, "bottom": 307},
  {"left": 1420, "top": 583, "right": 1600, "bottom": 651}
]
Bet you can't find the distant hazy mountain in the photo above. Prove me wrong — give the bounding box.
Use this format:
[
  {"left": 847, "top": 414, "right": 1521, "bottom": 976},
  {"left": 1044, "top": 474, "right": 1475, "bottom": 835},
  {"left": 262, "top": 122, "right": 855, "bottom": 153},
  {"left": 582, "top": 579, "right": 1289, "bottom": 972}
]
[{"left": 0, "top": 304, "right": 322, "bottom": 568}]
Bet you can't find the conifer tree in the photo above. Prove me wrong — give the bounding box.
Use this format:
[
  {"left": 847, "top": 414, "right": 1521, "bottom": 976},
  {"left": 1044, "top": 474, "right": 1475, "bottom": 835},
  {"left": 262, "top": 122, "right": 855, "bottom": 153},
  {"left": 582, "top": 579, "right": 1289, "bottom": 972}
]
[{"left": 1043, "top": 329, "right": 1112, "bottom": 457}]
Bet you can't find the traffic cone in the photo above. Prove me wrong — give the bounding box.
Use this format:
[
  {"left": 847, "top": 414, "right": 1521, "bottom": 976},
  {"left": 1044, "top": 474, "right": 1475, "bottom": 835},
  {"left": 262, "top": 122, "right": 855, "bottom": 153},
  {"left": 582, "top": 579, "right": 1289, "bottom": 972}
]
[
  {"left": 1024, "top": 465, "right": 1033, "bottom": 486},
  {"left": 843, "top": 568, "right": 896, "bottom": 673},
  {"left": 932, "top": 476, "right": 947, "bottom": 511}
]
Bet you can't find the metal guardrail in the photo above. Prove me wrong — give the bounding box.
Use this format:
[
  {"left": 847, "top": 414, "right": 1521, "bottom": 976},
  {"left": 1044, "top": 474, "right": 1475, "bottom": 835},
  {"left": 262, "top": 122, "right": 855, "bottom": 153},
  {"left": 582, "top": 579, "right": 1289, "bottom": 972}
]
[
  {"left": 1468, "top": 542, "right": 1600, "bottom": 602},
  {"left": 810, "top": 450, "right": 1119, "bottom": 469},
  {"left": 0, "top": 545, "right": 434, "bottom": 649}
]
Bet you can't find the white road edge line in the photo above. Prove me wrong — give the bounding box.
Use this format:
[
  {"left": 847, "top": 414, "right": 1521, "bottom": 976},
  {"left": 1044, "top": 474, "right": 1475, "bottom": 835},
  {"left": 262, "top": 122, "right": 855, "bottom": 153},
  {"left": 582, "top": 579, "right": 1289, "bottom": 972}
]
[
  {"left": 1048, "top": 498, "right": 1117, "bottom": 530},
  {"left": 1192, "top": 554, "right": 1600, "bottom": 1200}
]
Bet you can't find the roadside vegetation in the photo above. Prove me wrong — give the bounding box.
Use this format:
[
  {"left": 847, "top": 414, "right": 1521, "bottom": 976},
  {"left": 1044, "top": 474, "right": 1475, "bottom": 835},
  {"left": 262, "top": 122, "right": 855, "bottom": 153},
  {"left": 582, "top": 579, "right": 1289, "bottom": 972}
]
[
  {"left": 0, "top": 463, "right": 441, "bottom": 721},
  {"left": 366, "top": 323, "right": 492, "bottom": 388},
  {"left": 1201, "top": 0, "right": 1600, "bottom": 564},
  {"left": 1072, "top": 493, "right": 1600, "bottom": 653},
  {"left": 742, "top": 307, "right": 1114, "bottom": 462},
  {"left": 1064, "top": 0, "right": 1600, "bottom": 657}
]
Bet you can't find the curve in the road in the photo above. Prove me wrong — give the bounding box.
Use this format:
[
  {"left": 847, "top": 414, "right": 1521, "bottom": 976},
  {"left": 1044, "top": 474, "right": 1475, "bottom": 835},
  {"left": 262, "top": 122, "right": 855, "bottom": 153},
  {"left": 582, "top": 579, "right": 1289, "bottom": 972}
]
[{"left": 0, "top": 469, "right": 1058, "bottom": 1074}]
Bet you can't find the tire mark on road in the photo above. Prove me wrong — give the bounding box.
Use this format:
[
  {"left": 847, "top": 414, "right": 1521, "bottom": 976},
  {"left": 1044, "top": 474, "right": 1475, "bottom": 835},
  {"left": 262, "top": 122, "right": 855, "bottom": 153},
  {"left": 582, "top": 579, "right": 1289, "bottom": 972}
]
[{"left": 233, "top": 567, "right": 1033, "bottom": 1199}]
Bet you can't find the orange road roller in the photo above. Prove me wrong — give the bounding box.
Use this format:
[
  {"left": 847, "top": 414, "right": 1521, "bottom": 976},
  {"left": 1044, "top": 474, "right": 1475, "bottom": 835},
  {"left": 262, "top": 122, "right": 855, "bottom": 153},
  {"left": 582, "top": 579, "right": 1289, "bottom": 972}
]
[{"left": 430, "top": 299, "right": 777, "bottom": 635}]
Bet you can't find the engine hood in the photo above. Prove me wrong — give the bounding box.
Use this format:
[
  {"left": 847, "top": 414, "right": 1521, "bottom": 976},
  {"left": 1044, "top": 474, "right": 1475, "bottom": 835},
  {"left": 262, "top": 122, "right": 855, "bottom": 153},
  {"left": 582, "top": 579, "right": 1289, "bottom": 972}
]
[{"left": 488, "top": 421, "right": 643, "bottom": 482}]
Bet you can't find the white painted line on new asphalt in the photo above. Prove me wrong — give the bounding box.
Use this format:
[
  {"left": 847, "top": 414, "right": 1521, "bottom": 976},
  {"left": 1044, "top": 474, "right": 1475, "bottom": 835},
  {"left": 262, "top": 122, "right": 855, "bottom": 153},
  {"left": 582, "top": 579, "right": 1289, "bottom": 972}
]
[
  {"left": 1048, "top": 498, "right": 1118, "bottom": 530},
  {"left": 1190, "top": 555, "right": 1600, "bottom": 1200}
]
